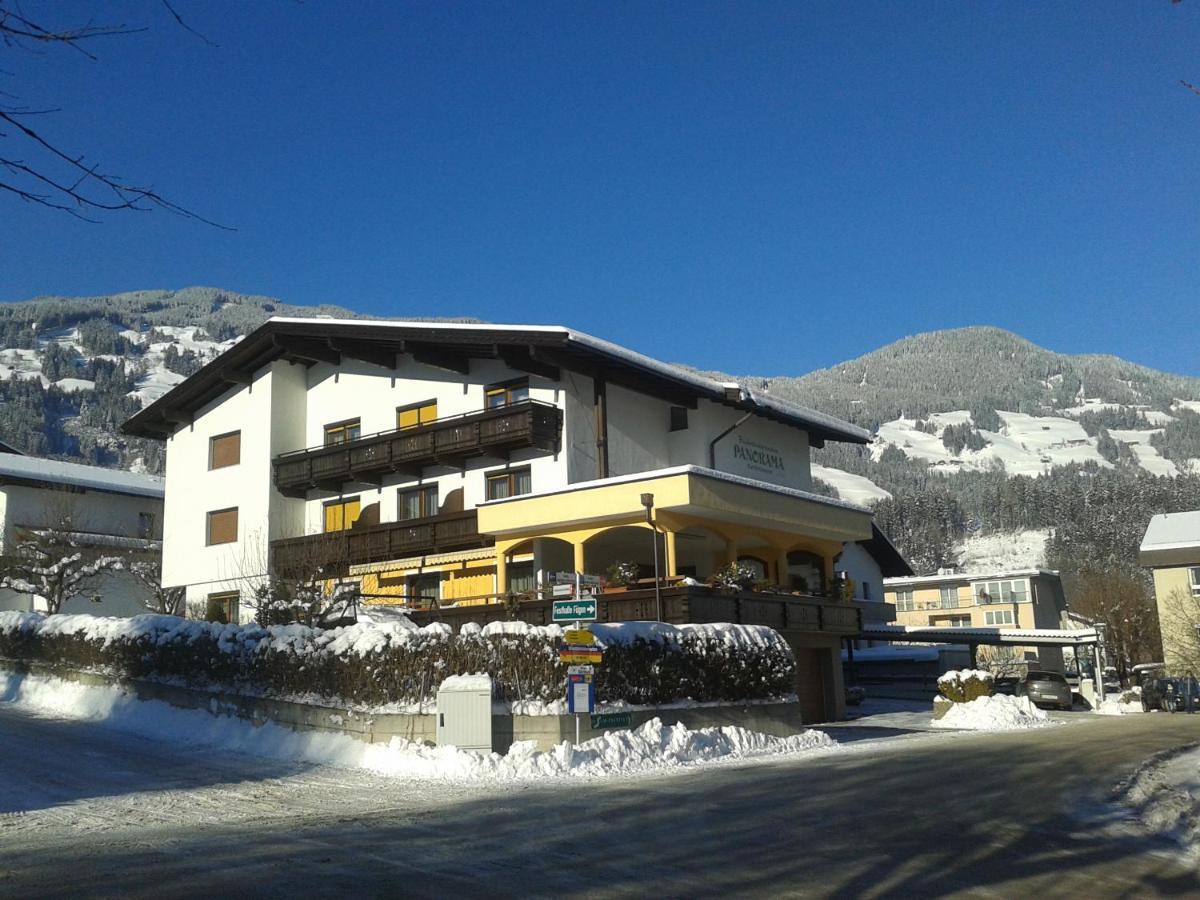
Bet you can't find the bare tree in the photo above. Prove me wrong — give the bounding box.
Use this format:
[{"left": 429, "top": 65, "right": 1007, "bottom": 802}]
[
  {"left": 1064, "top": 566, "right": 1163, "bottom": 679},
  {"left": 0, "top": 0, "right": 229, "bottom": 225},
  {"left": 0, "top": 524, "right": 122, "bottom": 614},
  {"left": 128, "top": 556, "right": 185, "bottom": 616},
  {"left": 1157, "top": 586, "right": 1200, "bottom": 675}
]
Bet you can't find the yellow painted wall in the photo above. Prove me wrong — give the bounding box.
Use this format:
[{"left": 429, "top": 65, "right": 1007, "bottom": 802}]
[{"left": 1152, "top": 566, "right": 1199, "bottom": 671}]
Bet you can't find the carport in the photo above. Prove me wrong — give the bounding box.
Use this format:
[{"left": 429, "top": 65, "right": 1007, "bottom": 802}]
[{"left": 853, "top": 623, "right": 1107, "bottom": 698}]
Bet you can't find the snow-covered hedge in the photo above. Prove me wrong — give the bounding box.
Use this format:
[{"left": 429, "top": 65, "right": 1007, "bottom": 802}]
[
  {"left": 936, "top": 668, "right": 995, "bottom": 704},
  {"left": 0, "top": 612, "right": 796, "bottom": 710}
]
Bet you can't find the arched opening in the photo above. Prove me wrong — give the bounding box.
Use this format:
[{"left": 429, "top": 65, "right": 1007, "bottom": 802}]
[
  {"left": 786, "top": 549, "right": 826, "bottom": 595},
  {"left": 673, "top": 526, "right": 727, "bottom": 580},
  {"left": 737, "top": 555, "right": 769, "bottom": 581},
  {"left": 501, "top": 537, "right": 575, "bottom": 596},
  {"left": 584, "top": 526, "right": 666, "bottom": 584}
]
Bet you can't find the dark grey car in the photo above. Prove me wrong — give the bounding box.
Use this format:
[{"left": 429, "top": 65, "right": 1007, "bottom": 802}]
[{"left": 1017, "top": 670, "right": 1073, "bottom": 711}]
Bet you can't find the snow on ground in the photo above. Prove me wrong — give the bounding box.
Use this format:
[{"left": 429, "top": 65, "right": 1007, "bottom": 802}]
[
  {"left": 1175, "top": 400, "right": 1200, "bottom": 415},
  {"left": 1095, "top": 691, "right": 1145, "bottom": 716},
  {"left": 52, "top": 377, "right": 96, "bottom": 394},
  {"left": 130, "top": 366, "right": 187, "bottom": 405},
  {"left": 1109, "top": 428, "right": 1179, "bottom": 477},
  {"left": 955, "top": 528, "right": 1049, "bottom": 573},
  {"left": 869, "top": 407, "right": 1200, "bottom": 477},
  {"left": 932, "top": 694, "right": 1057, "bottom": 731},
  {"left": 1113, "top": 744, "right": 1200, "bottom": 856},
  {"left": 811, "top": 464, "right": 891, "bottom": 505},
  {"left": 0, "top": 672, "right": 839, "bottom": 780}
]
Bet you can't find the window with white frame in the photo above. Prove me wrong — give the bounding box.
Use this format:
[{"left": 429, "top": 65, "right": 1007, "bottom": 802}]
[
  {"left": 940, "top": 586, "right": 959, "bottom": 609},
  {"left": 1190, "top": 567, "right": 1200, "bottom": 596},
  {"left": 895, "top": 589, "right": 914, "bottom": 612},
  {"left": 975, "top": 579, "right": 1028, "bottom": 605},
  {"left": 984, "top": 610, "right": 1014, "bottom": 626}
]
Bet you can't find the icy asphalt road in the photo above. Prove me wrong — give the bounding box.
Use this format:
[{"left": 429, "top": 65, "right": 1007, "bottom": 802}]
[{"left": 2, "top": 706, "right": 1199, "bottom": 898}]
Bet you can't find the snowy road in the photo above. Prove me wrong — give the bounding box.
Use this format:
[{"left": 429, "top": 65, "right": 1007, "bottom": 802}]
[{"left": 3, "top": 706, "right": 1200, "bottom": 897}]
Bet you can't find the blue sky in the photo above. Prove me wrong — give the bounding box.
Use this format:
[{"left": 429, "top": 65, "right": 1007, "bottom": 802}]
[{"left": 2, "top": 2, "right": 1198, "bottom": 377}]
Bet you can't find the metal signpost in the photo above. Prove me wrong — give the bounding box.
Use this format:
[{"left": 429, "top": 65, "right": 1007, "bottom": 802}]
[{"left": 556, "top": 577, "right": 603, "bottom": 744}]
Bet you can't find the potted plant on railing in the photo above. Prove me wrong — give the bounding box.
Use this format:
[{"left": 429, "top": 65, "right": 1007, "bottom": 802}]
[
  {"left": 830, "top": 573, "right": 856, "bottom": 602},
  {"left": 707, "top": 561, "right": 757, "bottom": 594},
  {"left": 605, "top": 561, "right": 639, "bottom": 593}
]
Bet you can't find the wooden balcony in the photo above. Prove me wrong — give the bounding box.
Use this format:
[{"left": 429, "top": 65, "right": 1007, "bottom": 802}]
[
  {"left": 273, "top": 400, "right": 562, "bottom": 497},
  {"left": 270, "top": 510, "right": 488, "bottom": 579}
]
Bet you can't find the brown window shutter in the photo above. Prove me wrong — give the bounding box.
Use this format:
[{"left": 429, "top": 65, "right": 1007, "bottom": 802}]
[
  {"left": 210, "top": 432, "right": 241, "bottom": 469},
  {"left": 206, "top": 508, "right": 238, "bottom": 545}
]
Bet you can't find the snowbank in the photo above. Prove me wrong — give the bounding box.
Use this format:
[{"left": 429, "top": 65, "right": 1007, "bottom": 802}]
[
  {"left": 932, "top": 694, "right": 1057, "bottom": 731},
  {"left": 1113, "top": 745, "right": 1200, "bottom": 855},
  {"left": 0, "top": 672, "right": 837, "bottom": 780},
  {"left": 1095, "top": 689, "right": 1144, "bottom": 716}
]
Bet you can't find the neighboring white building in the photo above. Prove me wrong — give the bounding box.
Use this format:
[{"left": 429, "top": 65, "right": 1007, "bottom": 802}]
[{"left": 0, "top": 452, "right": 164, "bottom": 616}]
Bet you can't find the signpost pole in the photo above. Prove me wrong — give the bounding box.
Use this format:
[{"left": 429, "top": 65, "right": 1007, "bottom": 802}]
[{"left": 575, "top": 713, "right": 580, "bottom": 745}]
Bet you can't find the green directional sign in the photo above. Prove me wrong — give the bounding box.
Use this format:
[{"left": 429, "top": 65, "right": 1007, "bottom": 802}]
[
  {"left": 552, "top": 598, "right": 597, "bottom": 623},
  {"left": 590, "top": 712, "right": 632, "bottom": 730}
]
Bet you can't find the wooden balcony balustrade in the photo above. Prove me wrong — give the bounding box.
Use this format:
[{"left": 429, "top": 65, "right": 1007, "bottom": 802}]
[
  {"left": 270, "top": 510, "right": 488, "bottom": 579},
  {"left": 273, "top": 399, "right": 562, "bottom": 497}
]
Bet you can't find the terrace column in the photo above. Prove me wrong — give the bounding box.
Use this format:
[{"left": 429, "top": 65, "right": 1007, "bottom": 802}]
[
  {"left": 663, "top": 530, "right": 677, "bottom": 578},
  {"left": 573, "top": 541, "right": 586, "bottom": 576}
]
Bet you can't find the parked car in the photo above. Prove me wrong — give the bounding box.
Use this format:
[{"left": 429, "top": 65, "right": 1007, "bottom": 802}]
[
  {"left": 845, "top": 685, "right": 866, "bottom": 706},
  {"left": 992, "top": 676, "right": 1020, "bottom": 696},
  {"left": 1159, "top": 677, "right": 1200, "bottom": 713},
  {"left": 1016, "top": 670, "right": 1073, "bottom": 711}
]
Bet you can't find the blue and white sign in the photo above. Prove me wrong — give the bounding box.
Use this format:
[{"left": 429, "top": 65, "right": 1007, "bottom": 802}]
[{"left": 567, "top": 671, "right": 595, "bottom": 714}]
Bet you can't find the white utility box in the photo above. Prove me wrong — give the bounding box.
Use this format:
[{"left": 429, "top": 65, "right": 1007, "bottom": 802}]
[{"left": 436, "top": 674, "right": 493, "bottom": 751}]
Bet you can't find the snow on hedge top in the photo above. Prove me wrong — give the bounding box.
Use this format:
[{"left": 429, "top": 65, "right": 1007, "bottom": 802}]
[
  {"left": 0, "top": 454, "right": 163, "bottom": 499},
  {"left": 481, "top": 620, "right": 564, "bottom": 638},
  {"left": 937, "top": 668, "right": 994, "bottom": 685},
  {"left": 588, "top": 621, "right": 790, "bottom": 655}
]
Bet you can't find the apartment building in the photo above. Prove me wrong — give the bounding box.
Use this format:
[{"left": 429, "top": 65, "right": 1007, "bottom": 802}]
[
  {"left": 883, "top": 568, "right": 1069, "bottom": 671},
  {"left": 123, "top": 318, "right": 879, "bottom": 719},
  {"left": 1139, "top": 511, "right": 1200, "bottom": 673}
]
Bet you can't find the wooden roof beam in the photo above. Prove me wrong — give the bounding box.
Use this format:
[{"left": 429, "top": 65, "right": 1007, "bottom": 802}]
[
  {"left": 408, "top": 342, "right": 471, "bottom": 375},
  {"left": 329, "top": 339, "right": 396, "bottom": 370}
]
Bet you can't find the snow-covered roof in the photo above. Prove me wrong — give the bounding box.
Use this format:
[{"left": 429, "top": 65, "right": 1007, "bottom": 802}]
[
  {"left": 883, "top": 568, "right": 1058, "bottom": 587},
  {"left": 1139, "top": 511, "right": 1200, "bottom": 567},
  {"left": 0, "top": 455, "right": 164, "bottom": 499},
  {"left": 123, "top": 317, "right": 871, "bottom": 446}
]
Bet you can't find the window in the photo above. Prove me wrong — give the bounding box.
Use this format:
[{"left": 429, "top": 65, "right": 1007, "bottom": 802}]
[
  {"left": 137, "top": 512, "right": 156, "bottom": 539},
  {"left": 206, "top": 508, "right": 238, "bottom": 545},
  {"left": 486, "top": 467, "right": 532, "bottom": 500},
  {"left": 209, "top": 431, "right": 241, "bottom": 469},
  {"left": 940, "top": 586, "right": 959, "bottom": 609},
  {"left": 669, "top": 406, "right": 689, "bottom": 432},
  {"left": 485, "top": 378, "right": 529, "bottom": 409},
  {"left": 862, "top": 582, "right": 871, "bottom": 602},
  {"left": 408, "top": 573, "right": 441, "bottom": 606},
  {"left": 397, "top": 400, "right": 437, "bottom": 430},
  {"left": 976, "top": 579, "right": 1028, "bottom": 604},
  {"left": 1190, "top": 567, "right": 1200, "bottom": 596},
  {"left": 895, "top": 589, "right": 915, "bottom": 612},
  {"left": 984, "top": 610, "right": 1014, "bottom": 626},
  {"left": 398, "top": 485, "right": 438, "bottom": 521},
  {"left": 946, "top": 615, "right": 972, "bottom": 628},
  {"left": 205, "top": 591, "right": 238, "bottom": 624},
  {"left": 507, "top": 561, "right": 535, "bottom": 594},
  {"left": 324, "top": 497, "right": 361, "bottom": 532},
  {"left": 324, "top": 418, "right": 361, "bottom": 445}
]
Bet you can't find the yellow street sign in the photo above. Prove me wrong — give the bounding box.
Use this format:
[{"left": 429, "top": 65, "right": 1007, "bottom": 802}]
[{"left": 565, "top": 629, "right": 595, "bottom": 645}]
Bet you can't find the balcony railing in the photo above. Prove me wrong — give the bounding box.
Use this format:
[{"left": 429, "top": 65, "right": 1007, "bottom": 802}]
[
  {"left": 270, "top": 510, "right": 487, "bottom": 578},
  {"left": 273, "top": 399, "right": 562, "bottom": 497}
]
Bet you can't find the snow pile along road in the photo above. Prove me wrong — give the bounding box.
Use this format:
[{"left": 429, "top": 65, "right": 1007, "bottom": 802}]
[
  {"left": 0, "top": 672, "right": 837, "bottom": 780},
  {"left": 933, "top": 694, "right": 1057, "bottom": 731},
  {"left": 1113, "top": 745, "right": 1200, "bottom": 855}
]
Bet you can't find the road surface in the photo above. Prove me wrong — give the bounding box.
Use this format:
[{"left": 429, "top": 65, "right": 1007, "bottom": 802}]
[{"left": 1, "top": 705, "right": 1198, "bottom": 898}]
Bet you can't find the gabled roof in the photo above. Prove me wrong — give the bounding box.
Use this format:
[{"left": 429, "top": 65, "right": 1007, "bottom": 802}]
[
  {"left": 122, "top": 317, "right": 871, "bottom": 445},
  {"left": 0, "top": 454, "right": 164, "bottom": 499},
  {"left": 860, "top": 524, "right": 914, "bottom": 577},
  {"left": 1139, "top": 511, "right": 1200, "bottom": 568}
]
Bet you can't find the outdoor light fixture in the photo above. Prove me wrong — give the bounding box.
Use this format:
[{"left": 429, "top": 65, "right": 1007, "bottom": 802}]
[{"left": 641, "top": 493, "right": 663, "bottom": 622}]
